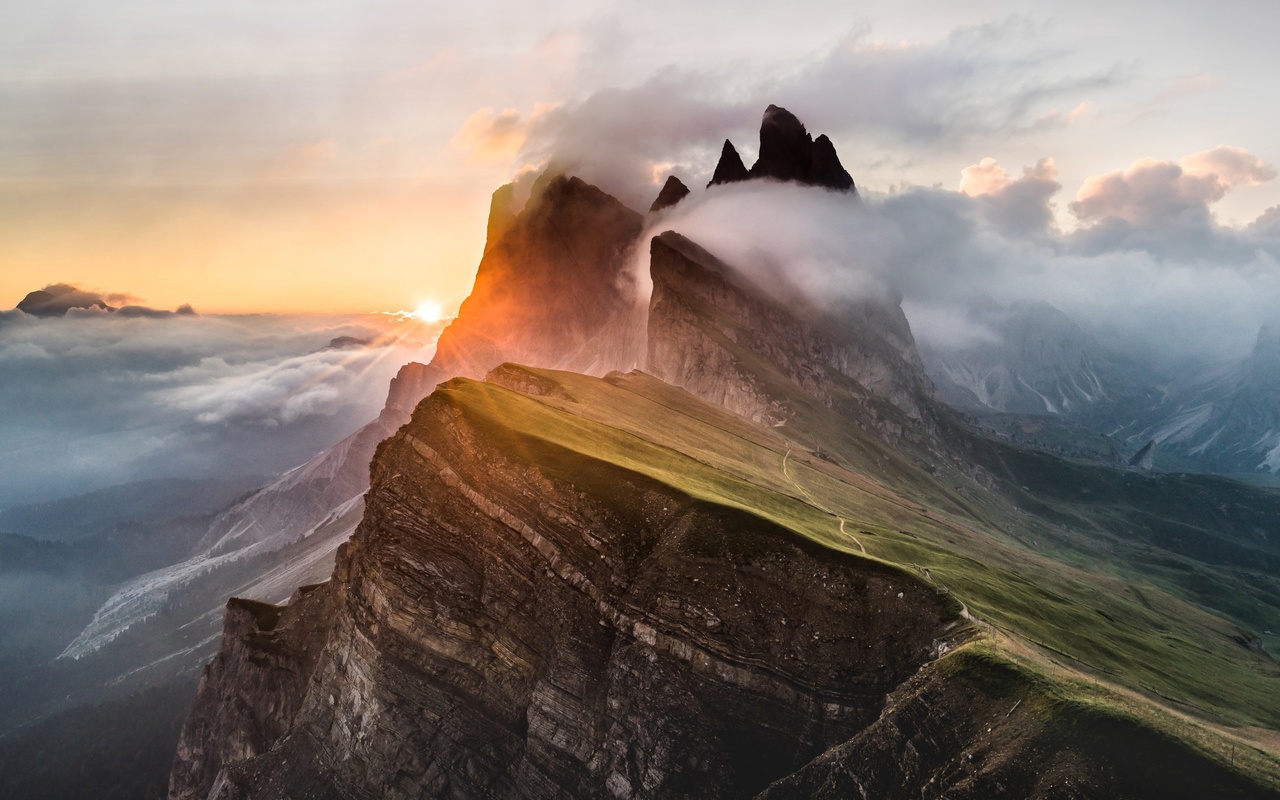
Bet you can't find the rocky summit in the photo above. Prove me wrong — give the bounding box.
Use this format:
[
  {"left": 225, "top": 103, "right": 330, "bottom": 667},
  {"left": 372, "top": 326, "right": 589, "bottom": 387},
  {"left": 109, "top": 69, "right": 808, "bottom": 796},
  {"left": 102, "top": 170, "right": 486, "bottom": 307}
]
[{"left": 709, "top": 105, "right": 855, "bottom": 192}]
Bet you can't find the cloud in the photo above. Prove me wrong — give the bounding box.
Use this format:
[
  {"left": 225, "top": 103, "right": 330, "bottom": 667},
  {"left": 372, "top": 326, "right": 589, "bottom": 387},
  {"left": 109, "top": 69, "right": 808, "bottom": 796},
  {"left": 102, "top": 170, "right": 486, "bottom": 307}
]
[
  {"left": 476, "top": 18, "right": 1119, "bottom": 211},
  {"left": 0, "top": 312, "right": 434, "bottom": 506},
  {"left": 1070, "top": 146, "right": 1276, "bottom": 227},
  {"left": 451, "top": 105, "right": 559, "bottom": 163},
  {"left": 640, "top": 145, "right": 1280, "bottom": 364}
]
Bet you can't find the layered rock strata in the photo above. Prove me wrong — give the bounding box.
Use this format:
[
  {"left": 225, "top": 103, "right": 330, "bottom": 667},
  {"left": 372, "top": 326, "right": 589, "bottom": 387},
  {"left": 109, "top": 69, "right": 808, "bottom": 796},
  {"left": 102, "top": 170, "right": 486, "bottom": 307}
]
[
  {"left": 170, "top": 376, "right": 965, "bottom": 800},
  {"left": 646, "top": 231, "right": 931, "bottom": 432}
]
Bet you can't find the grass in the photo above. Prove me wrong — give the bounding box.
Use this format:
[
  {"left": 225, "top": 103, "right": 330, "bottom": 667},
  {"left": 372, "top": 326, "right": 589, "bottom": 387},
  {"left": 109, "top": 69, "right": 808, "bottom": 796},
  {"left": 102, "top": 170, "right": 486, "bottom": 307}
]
[{"left": 421, "top": 364, "right": 1280, "bottom": 787}]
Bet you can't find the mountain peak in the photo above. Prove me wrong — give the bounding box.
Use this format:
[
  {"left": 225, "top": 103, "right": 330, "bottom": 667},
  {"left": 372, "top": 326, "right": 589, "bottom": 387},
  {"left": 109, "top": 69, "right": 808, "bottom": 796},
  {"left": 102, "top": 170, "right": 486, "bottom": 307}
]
[
  {"left": 706, "top": 106, "right": 855, "bottom": 193},
  {"left": 707, "top": 139, "right": 750, "bottom": 187},
  {"left": 750, "top": 105, "right": 855, "bottom": 192},
  {"left": 649, "top": 174, "right": 691, "bottom": 213},
  {"left": 16, "top": 284, "right": 115, "bottom": 317}
]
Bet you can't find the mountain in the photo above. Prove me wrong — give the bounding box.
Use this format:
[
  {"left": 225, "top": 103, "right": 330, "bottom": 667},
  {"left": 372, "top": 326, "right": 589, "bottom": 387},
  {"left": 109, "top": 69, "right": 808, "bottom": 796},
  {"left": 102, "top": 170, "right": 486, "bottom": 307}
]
[
  {"left": 18, "top": 167, "right": 650, "bottom": 735},
  {"left": 1122, "top": 324, "right": 1280, "bottom": 473},
  {"left": 649, "top": 175, "right": 690, "bottom": 213},
  {"left": 15, "top": 284, "right": 114, "bottom": 316},
  {"left": 920, "top": 303, "right": 1280, "bottom": 474},
  {"left": 171, "top": 114, "right": 1280, "bottom": 796},
  {"left": 708, "top": 105, "right": 855, "bottom": 192}
]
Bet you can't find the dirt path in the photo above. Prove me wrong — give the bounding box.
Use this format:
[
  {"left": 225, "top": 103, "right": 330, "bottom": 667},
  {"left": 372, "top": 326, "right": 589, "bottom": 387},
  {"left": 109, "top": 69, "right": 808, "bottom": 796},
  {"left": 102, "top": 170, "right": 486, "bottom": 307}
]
[{"left": 781, "top": 448, "right": 866, "bottom": 554}]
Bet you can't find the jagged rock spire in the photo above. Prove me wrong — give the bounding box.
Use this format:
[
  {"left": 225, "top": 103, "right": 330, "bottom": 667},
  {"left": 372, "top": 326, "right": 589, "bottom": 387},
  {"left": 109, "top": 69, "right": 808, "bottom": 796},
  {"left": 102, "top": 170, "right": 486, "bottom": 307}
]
[
  {"left": 707, "top": 139, "right": 750, "bottom": 187},
  {"left": 707, "top": 105, "right": 856, "bottom": 193},
  {"left": 649, "top": 175, "right": 691, "bottom": 213}
]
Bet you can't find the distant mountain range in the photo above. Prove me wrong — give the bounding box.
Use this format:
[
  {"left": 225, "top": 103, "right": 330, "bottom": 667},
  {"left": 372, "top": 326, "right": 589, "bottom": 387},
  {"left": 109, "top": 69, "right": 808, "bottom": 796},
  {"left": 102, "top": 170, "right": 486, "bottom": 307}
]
[{"left": 921, "top": 299, "right": 1280, "bottom": 475}]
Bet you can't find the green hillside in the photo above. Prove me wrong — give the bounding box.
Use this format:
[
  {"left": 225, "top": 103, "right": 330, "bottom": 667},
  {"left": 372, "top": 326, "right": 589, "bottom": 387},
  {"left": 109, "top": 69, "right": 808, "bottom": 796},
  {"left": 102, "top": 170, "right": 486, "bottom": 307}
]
[{"left": 426, "top": 363, "right": 1280, "bottom": 789}]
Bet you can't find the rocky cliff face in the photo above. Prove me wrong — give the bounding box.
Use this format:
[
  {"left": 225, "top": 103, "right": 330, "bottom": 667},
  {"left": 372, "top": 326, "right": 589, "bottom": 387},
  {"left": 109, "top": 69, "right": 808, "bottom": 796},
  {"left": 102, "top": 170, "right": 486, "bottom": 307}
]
[
  {"left": 385, "top": 173, "right": 646, "bottom": 414},
  {"left": 646, "top": 231, "right": 931, "bottom": 436},
  {"left": 169, "top": 584, "right": 335, "bottom": 800},
  {"left": 169, "top": 374, "right": 965, "bottom": 800},
  {"left": 649, "top": 175, "right": 690, "bottom": 213}
]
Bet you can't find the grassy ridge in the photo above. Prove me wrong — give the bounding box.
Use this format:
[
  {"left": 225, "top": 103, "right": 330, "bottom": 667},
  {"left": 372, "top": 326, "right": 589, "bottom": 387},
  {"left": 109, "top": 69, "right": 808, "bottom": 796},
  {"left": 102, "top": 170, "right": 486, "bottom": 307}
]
[{"left": 432, "top": 366, "right": 1280, "bottom": 771}]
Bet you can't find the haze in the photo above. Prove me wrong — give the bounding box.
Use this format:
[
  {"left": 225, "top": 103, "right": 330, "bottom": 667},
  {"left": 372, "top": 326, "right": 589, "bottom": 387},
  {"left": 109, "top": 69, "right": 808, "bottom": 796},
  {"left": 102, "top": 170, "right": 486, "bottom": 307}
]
[{"left": 5, "top": 0, "right": 1280, "bottom": 314}]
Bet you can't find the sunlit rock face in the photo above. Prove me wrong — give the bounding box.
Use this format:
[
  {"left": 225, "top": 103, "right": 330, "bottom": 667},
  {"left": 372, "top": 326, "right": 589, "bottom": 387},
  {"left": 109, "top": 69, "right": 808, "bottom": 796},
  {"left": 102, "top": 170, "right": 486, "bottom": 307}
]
[
  {"left": 168, "top": 374, "right": 963, "bottom": 800},
  {"left": 385, "top": 173, "right": 647, "bottom": 414}
]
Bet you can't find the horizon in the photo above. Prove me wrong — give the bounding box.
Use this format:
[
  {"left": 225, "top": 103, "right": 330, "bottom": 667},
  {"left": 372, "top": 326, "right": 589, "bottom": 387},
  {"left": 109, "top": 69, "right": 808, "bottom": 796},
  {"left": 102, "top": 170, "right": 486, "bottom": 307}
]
[{"left": 6, "top": 1, "right": 1280, "bottom": 314}]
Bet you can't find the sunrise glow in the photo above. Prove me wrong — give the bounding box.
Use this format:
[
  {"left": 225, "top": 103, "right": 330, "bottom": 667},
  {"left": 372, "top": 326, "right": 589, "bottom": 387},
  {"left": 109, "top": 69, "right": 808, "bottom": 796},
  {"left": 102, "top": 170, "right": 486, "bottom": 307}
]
[{"left": 414, "top": 300, "right": 444, "bottom": 323}]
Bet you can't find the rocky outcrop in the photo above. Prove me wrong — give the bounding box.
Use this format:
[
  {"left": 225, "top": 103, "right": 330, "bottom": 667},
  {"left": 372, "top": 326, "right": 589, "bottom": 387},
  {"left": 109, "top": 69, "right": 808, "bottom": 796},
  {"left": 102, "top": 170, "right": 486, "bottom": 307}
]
[
  {"left": 385, "top": 173, "right": 646, "bottom": 413},
  {"left": 170, "top": 375, "right": 965, "bottom": 799},
  {"left": 649, "top": 175, "right": 690, "bottom": 213},
  {"left": 759, "top": 649, "right": 1275, "bottom": 799},
  {"left": 707, "top": 140, "right": 750, "bottom": 187},
  {"left": 645, "top": 231, "right": 931, "bottom": 433},
  {"left": 750, "top": 106, "right": 854, "bottom": 192},
  {"left": 169, "top": 583, "right": 336, "bottom": 800},
  {"left": 707, "top": 107, "right": 855, "bottom": 193},
  {"left": 16, "top": 284, "right": 114, "bottom": 316}
]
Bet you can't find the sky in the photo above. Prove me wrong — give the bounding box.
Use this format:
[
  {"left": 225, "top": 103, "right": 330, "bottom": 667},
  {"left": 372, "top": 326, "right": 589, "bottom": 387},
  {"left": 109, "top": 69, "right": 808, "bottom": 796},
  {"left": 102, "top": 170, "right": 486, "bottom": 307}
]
[{"left": 4, "top": 0, "right": 1280, "bottom": 314}]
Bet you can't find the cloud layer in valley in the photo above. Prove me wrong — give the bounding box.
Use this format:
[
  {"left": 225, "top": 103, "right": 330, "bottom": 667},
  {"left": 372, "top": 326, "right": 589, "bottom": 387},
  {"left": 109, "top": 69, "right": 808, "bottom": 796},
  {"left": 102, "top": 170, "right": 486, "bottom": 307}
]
[{"left": 0, "top": 310, "right": 437, "bottom": 506}]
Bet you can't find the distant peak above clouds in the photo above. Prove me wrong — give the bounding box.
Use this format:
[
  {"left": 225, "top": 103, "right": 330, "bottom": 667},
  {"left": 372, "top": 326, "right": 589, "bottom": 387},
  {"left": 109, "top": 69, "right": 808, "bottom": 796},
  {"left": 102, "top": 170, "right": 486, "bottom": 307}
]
[
  {"left": 13, "top": 284, "right": 196, "bottom": 318},
  {"left": 16, "top": 284, "right": 115, "bottom": 317}
]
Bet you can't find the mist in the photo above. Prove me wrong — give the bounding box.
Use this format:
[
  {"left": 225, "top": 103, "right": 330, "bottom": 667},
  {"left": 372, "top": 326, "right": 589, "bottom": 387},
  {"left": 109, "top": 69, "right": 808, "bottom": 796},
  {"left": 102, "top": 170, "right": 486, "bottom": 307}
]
[
  {"left": 633, "top": 149, "right": 1280, "bottom": 361},
  {"left": 0, "top": 310, "right": 438, "bottom": 507}
]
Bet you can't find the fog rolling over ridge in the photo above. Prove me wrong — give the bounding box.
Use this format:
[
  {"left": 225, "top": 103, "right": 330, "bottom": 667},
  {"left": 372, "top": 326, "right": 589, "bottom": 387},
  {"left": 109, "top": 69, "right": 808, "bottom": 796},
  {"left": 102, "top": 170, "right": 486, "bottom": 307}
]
[
  {"left": 0, "top": 308, "right": 439, "bottom": 507},
  {"left": 635, "top": 148, "right": 1280, "bottom": 364}
]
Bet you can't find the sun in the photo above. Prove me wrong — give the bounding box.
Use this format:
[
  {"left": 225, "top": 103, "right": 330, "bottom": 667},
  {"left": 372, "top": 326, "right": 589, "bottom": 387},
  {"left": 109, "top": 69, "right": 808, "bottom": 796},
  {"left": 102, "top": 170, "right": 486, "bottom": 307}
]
[{"left": 413, "top": 300, "right": 443, "bottom": 323}]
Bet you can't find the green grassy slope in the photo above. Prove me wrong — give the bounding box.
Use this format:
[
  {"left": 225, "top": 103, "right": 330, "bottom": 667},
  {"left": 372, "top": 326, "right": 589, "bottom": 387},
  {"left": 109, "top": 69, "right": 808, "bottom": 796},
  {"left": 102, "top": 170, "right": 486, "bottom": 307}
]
[{"left": 436, "top": 364, "right": 1280, "bottom": 786}]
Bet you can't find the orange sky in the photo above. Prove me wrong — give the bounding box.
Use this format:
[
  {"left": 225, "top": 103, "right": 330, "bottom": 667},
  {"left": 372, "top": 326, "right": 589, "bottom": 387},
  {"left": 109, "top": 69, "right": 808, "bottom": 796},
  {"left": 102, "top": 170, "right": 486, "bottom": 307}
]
[
  {"left": 0, "top": 178, "right": 498, "bottom": 315},
  {"left": 7, "top": 2, "right": 1280, "bottom": 314}
]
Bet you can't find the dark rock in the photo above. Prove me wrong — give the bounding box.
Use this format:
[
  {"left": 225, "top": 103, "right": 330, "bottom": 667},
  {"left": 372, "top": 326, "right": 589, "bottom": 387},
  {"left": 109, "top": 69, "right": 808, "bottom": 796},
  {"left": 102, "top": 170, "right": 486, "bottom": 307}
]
[
  {"left": 323, "top": 336, "right": 368, "bottom": 350},
  {"left": 645, "top": 231, "right": 930, "bottom": 431},
  {"left": 1128, "top": 439, "right": 1156, "bottom": 470},
  {"left": 168, "top": 584, "right": 336, "bottom": 800},
  {"left": 168, "top": 376, "right": 966, "bottom": 799},
  {"left": 649, "top": 175, "right": 691, "bottom": 213},
  {"left": 707, "top": 140, "right": 750, "bottom": 187},
  {"left": 748, "top": 105, "right": 854, "bottom": 192},
  {"left": 16, "top": 284, "right": 114, "bottom": 316}
]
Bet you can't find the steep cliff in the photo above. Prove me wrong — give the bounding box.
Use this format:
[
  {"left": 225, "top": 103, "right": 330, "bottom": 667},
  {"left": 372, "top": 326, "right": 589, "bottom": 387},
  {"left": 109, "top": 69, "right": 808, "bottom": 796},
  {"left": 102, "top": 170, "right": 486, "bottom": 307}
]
[
  {"left": 169, "top": 584, "right": 336, "bottom": 800},
  {"left": 646, "top": 231, "right": 932, "bottom": 438},
  {"left": 171, "top": 366, "right": 1280, "bottom": 799},
  {"left": 170, "top": 372, "right": 969, "bottom": 800}
]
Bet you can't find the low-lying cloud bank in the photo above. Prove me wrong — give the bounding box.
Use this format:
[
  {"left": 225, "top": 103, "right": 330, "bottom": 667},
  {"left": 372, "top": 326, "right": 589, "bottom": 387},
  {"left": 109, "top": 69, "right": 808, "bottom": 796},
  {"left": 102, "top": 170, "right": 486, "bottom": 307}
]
[
  {"left": 0, "top": 311, "right": 436, "bottom": 507},
  {"left": 637, "top": 145, "right": 1280, "bottom": 360}
]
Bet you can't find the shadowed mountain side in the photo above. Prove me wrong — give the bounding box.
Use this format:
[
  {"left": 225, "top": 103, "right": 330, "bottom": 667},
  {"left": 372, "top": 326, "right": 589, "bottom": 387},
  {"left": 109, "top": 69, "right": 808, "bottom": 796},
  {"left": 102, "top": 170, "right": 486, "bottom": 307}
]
[
  {"left": 646, "top": 231, "right": 932, "bottom": 438},
  {"left": 649, "top": 175, "right": 691, "bottom": 213}
]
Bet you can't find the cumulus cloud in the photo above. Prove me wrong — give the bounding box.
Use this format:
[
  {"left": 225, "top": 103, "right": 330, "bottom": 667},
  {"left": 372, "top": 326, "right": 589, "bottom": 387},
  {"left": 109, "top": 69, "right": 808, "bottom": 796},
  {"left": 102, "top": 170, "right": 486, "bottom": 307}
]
[
  {"left": 0, "top": 312, "right": 436, "bottom": 506},
  {"left": 1070, "top": 146, "right": 1276, "bottom": 227}
]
